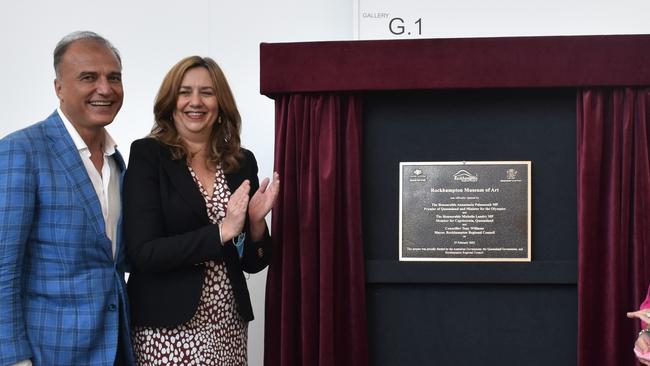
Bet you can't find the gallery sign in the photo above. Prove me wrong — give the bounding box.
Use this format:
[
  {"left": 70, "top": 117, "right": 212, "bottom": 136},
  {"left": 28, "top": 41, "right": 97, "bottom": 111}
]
[
  {"left": 399, "top": 161, "right": 531, "bottom": 262},
  {"left": 354, "top": 0, "right": 428, "bottom": 40}
]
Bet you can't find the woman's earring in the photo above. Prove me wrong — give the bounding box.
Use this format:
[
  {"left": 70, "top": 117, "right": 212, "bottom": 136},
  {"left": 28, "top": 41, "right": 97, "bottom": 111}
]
[{"left": 218, "top": 116, "right": 222, "bottom": 124}]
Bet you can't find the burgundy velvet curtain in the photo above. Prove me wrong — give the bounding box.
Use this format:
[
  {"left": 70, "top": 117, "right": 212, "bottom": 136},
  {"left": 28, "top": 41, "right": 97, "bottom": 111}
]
[
  {"left": 264, "top": 93, "right": 369, "bottom": 366},
  {"left": 577, "top": 88, "right": 650, "bottom": 366}
]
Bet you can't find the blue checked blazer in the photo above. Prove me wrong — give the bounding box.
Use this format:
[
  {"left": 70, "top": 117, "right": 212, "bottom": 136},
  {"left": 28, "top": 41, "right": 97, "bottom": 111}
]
[{"left": 0, "top": 111, "right": 135, "bottom": 366}]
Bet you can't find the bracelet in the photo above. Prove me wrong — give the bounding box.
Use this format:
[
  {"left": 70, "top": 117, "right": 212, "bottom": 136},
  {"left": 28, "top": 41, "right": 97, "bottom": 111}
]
[
  {"left": 233, "top": 233, "right": 246, "bottom": 258},
  {"left": 639, "top": 328, "right": 650, "bottom": 338}
]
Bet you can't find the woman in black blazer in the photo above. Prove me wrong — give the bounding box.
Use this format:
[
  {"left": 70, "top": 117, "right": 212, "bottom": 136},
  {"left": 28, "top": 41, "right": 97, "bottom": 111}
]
[{"left": 124, "top": 56, "right": 279, "bottom": 365}]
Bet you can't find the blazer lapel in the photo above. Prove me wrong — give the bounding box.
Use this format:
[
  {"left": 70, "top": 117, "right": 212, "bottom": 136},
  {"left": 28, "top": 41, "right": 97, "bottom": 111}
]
[
  {"left": 225, "top": 171, "right": 245, "bottom": 197},
  {"left": 44, "top": 111, "right": 106, "bottom": 237},
  {"left": 161, "top": 156, "right": 210, "bottom": 224},
  {"left": 114, "top": 149, "right": 126, "bottom": 264},
  {"left": 114, "top": 149, "right": 126, "bottom": 176}
]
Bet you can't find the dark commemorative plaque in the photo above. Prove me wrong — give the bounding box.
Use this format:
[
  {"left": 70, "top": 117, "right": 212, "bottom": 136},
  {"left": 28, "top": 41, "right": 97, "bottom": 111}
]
[{"left": 399, "top": 162, "right": 531, "bottom": 262}]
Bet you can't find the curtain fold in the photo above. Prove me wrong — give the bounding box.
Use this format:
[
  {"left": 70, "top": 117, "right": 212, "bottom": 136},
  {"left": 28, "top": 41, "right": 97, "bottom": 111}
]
[
  {"left": 265, "top": 93, "right": 368, "bottom": 366},
  {"left": 577, "top": 88, "right": 650, "bottom": 366}
]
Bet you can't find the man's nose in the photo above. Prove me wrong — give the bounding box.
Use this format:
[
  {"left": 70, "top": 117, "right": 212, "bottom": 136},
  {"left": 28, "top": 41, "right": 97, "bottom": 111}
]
[{"left": 96, "top": 77, "right": 112, "bottom": 94}]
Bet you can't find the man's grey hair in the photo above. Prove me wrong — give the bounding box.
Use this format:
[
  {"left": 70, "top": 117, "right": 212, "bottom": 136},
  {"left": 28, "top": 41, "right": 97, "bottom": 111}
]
[{"left": 53, "top": 31, "right": 122, "bottom": 77}]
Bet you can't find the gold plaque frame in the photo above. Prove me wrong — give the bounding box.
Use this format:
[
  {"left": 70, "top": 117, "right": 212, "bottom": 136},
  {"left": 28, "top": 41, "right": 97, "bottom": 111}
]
[{"left": 399, "top": 161, "right": 531, "bottom": 262}]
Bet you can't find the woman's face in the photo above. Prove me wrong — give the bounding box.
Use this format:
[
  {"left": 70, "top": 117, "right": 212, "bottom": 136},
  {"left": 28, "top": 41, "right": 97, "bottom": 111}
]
[{"left": 172, "top": 67, "right": 219, "bottom": 142}]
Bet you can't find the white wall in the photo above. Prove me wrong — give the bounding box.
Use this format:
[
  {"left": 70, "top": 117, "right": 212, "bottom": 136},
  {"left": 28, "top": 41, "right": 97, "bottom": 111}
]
[
  {"left": 2, "top": 1, "right": 650, "bottom": 365},
  {"left": 0, "top": 2, "right": 351, "bottom": 365},
  {"left": 355, "top": 0, "right": 650, "bottom": 39}
]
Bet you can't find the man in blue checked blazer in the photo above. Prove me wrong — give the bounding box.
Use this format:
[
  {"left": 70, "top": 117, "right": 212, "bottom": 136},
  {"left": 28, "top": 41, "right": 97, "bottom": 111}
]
[{"left": 0, "top": 31, "right": 134, "bottom": 366}]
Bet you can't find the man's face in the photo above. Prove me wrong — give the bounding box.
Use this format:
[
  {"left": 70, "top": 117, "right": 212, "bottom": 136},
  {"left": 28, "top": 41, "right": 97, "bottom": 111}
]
[{"left": 54, "top": 40, "right": 123, "bottom": 132}]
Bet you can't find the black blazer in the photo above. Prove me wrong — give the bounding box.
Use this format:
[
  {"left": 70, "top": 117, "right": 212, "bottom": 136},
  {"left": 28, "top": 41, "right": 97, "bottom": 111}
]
[{"left": 123, "top": 137, "right": 271, "bottom": 327}]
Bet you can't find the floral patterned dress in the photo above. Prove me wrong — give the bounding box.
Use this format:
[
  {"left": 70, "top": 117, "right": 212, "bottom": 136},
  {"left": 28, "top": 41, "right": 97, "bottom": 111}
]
[{"left": 132, "top": 166, "right": 247, "bottom": 366}]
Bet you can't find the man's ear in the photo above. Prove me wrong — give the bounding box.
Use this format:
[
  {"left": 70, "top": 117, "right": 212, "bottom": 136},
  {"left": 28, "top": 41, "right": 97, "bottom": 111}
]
[{"left": 54, "top": 78, "right": 62, "bottom": 100}]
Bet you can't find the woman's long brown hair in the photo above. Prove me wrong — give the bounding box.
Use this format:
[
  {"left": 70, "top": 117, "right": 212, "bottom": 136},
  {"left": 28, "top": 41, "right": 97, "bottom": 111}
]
[{"left": 150, "top": 56, "right": 243, "bottom": 173}]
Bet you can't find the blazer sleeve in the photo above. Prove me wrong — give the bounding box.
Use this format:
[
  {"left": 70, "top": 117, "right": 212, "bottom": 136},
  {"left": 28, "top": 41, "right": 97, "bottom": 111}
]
[
  {"left": 124, "top": 139, "right": 222, "bottom": 273},
  {"left": 0, "top": 138, "right": 35, "bottom": 364},
  {"left": 239, "top": 149, "right": 272, "bottom": 274}
]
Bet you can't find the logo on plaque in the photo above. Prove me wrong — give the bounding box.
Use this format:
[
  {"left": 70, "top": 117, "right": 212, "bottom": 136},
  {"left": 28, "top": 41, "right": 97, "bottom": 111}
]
[
  {"left": 453, "top": 170, "right": 478, "bottom": 182},
  {"left": 409, "top": 168, "right": 427, "bottom": 182},
  {"left": 501, "top": 168, "right": 522, "bottom": 182}
]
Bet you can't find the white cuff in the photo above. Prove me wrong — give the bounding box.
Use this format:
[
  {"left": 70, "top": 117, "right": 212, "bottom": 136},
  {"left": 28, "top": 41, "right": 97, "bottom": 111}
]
[{"left": 11, "top": 360, "right": 32, "bottom": 366}]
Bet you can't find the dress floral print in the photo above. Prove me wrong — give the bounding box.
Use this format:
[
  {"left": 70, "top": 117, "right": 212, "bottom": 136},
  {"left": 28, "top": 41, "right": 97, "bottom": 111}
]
[{"left": 132, "top": 166, "right": 247, "bottom": 366}]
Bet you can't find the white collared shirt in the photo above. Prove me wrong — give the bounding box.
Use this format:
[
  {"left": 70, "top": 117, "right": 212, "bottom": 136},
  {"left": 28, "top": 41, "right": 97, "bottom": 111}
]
[{"left": 58, "top": 108, "right": 121, "bottom": 259}]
